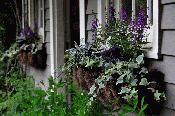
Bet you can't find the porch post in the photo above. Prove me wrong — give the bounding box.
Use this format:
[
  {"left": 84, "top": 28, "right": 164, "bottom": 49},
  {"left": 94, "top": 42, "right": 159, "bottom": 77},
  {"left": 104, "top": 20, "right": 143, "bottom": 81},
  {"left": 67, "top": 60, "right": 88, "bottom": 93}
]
[
  {"left": 49, "top": 0, "right": 55, "bottom": 77},
  {"left": 79, "top": 0, "right": 85, "bottom": 45}
]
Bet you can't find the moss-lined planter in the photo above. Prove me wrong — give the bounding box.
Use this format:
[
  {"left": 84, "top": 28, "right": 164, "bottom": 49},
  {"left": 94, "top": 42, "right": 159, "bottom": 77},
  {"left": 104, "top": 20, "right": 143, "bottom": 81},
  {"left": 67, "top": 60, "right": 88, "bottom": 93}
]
[
  {"left": 73, "top": 67, "right": 166, "bottom": 114},
  {"left": 73, "top": 67, "right": 121, "bottom": 109},
  {"left": 18, "top": 43, "right": 47, "bottom": 70}
]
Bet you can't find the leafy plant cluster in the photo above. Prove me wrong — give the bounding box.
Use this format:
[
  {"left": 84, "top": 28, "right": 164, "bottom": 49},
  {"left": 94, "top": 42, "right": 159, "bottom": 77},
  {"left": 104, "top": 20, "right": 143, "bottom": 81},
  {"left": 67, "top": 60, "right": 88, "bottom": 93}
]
[
  {"left": 1, "top": 26, "right": 43, "bottom": 62},
  {"left": 64, "top": 4, "right": 166, "bottom": 115},
  {"left": 16, "top": 26, "right": 42, "bottom": 54},
  {"left": 0, "top": 73, "right": 104, "bottom": 116}
]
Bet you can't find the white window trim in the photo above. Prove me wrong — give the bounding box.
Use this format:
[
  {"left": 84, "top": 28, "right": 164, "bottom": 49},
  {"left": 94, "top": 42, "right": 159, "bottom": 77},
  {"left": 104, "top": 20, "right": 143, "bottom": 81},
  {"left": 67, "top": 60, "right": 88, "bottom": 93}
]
[
  {"left": 49, "top": 0, "right": 65, "bottom": 77},
  {"left": 28, "top": 0, "right": 35, "bottom": 29},
  {"left": 50, "top": 0, "right": 55, "bottom": 77},
  {"left": 145, "top": 0, "right": 159, "bottom": 59},
  {"left": 79, "top": 0, "right": 86, "bottom": 45}
]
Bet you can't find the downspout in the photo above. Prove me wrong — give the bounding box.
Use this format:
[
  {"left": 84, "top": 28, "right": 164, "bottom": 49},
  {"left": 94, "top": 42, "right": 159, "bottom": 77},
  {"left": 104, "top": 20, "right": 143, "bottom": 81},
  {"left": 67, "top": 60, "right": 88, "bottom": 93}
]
[{"left": 49, "top": 0, "right": 55, "bottom": 77}]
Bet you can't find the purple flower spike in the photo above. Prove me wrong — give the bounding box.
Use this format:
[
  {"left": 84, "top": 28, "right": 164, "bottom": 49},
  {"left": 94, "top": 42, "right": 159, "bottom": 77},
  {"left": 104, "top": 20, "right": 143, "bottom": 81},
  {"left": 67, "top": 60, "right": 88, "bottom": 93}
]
[
  {"left": 23, "top": 26, "right": 35, "bottom": 39},
  {"left": 109, "top": 2, "right": 116, "bottom": 21},
  {"left": 119, "top": 9, "right": 127, "bottom": 21},
  {"left": 91, "top": 17, "right": 98, "bottom": 32}
]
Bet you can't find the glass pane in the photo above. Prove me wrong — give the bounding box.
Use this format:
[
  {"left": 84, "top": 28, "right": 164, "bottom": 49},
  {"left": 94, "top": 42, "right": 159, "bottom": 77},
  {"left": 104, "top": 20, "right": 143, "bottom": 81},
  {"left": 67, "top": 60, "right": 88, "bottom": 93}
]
[
  {"left": 136, "top": 0, "right": 147, "bottom": 24},
  {"left": 121, "top": 0, "right": 132, "bottom": 19}
]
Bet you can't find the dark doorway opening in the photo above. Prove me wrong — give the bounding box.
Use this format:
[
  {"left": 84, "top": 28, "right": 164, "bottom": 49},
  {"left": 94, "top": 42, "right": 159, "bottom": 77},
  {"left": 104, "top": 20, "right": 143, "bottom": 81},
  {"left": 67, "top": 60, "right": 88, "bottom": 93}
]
[{"left": 70, "top": 0, "right": 80, "bottom": 47}]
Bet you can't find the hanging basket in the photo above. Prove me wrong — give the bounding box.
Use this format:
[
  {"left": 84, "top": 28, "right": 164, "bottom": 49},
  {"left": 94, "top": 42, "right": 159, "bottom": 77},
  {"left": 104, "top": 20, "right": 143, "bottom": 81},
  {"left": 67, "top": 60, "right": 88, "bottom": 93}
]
[
  {"left": 18, "top": 50, "right": 33, "bottom": 65},
  {"left": 73, "top": 67, "right": 120, "bottom": 109},
  {"left": 18, "top": 43, "right": 47, "bottom": 70}
]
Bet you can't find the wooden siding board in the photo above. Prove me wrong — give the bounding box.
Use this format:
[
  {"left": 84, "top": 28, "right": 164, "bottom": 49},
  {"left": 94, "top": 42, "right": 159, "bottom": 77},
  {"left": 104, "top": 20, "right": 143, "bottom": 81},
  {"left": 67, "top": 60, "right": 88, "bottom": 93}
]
[
  {"left": 161, "top": 0, "right": 175, "bottom": 4},
  {"left": 162, "top": 31, "right": 175, "bottom": 56},
  {"left": 150, "top": 56, "right": 175, "bottom": 84},
  {"left": 161, "top": 4, "right": 175, "bottom": 29},
  {"left": 164, "top": 83, "right": 175, "bottom": 110},
  {"left": 160, "top": 107, "right": 175, "bottom": 116}
]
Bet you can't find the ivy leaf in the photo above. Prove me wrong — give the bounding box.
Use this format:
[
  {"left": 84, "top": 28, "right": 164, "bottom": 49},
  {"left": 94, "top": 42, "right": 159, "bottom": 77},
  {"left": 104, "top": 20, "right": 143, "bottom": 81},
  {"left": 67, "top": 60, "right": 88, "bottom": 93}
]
[
  {"left": 89, "top": 85, "right": 96, "bottom": 95},
  {"left": 116, "top": 77, "right": 124, "bottom": 85},
  {"left": 139, "top": 78, "right": 149, "bottom": 86},
  {"left": 131, "top": 79, "right": 138, "bottom": 86},
  {"left": 116, "top": 74, "right": 126, "bottom": 85},
  {"left": 130, "top": 88, "right": 138, "bottom": 97},
  {"left": 154, "top": 90, "right": 162, "bottom": 101},
  {"left": 136, "top": 54, "right": 144, "bottom": 64},
  {"left": 85, "top": 58, "right": 97, "bottom": 67},
  {"left": 98, "top": 83, "right": 105, "bottom": 89},
  {"left": 139, "top": 67, "right": 148, "bottom": 74},
  {"left": 128, "top": 62, "right": 139, "bottom": 68},
  {"left": 119, "top": 87, "right": 131, "bottom": 94},
  {"left": 126, "top": 72, "right": 132, "bottom": 81}
]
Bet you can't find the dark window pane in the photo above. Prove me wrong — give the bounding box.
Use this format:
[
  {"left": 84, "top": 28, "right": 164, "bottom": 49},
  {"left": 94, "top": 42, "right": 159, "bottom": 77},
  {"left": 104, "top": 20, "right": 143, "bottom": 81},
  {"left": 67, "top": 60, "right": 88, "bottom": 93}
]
[
  {"left": 121, "top": 0, "right": 132, "bottom": 19},
  {"left": 136, "top": 0, "right": 148, "bottom": 24}
]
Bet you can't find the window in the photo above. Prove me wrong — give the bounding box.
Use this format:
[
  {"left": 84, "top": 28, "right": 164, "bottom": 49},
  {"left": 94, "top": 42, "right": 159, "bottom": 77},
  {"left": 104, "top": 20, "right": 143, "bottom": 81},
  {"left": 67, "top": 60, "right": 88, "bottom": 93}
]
[
  {"left": 38, "top": 0, "right": 45, "bottom": 41},
  {"left": 79, "top": 0, "right": 159, "bottom": 59}
]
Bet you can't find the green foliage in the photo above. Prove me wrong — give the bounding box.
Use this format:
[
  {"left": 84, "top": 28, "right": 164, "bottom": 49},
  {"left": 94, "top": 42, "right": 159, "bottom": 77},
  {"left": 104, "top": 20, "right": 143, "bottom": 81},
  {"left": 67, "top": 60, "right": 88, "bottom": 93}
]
[
  {"left": 0, "top": 71, "right": 34, "bottom": 115},
  {"left": 118, "top": 97, "right": 148, "bottom": 116},
  {"left": 0, "top": 74, "right": 104, "bottom": 116},
  {"left": 70, "top": 83, "right": 104, "bottom": 116}
]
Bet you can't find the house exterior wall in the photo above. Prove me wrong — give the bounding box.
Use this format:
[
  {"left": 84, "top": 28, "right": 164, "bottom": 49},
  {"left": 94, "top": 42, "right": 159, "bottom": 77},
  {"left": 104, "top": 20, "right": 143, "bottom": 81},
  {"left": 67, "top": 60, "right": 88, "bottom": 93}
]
[{"left": 149, "top": 0, "right": 175, "bottom": 114}]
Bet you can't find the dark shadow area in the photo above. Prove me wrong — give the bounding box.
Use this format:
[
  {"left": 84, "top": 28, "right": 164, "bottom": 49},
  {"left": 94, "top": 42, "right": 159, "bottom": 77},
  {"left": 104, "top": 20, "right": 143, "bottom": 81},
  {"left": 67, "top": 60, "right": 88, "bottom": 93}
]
[{"left": 0, "top": 0, "right": 22, "bottom": 49}]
